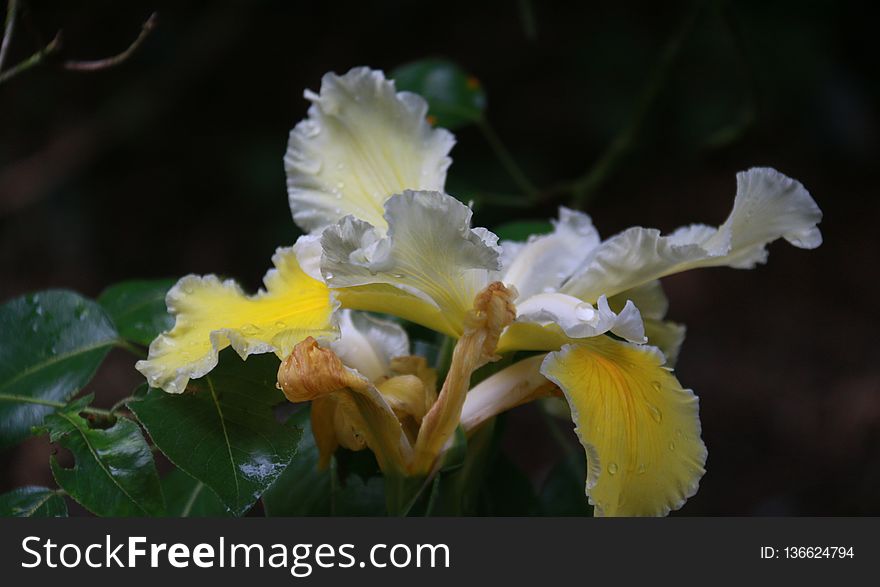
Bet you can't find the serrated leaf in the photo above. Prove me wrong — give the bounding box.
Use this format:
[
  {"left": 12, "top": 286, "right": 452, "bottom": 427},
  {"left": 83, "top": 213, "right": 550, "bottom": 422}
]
[
  {"left": 0, "top": 486, "right": 68, "bottom": 517},
  {"left": 392, "top": 59, "right": 487, "bottom": 129},
  {"left": 0, "top": 290, "right": 118, "bottom": 449},
  {"left": 42, "top": 408, "right": 164, "bottom": 516},
  {"left": 130, "top": 351, "right": 303, "bottom": 516},
  {"left": 98, "top": 279, "right": 175, "bottom": 346},
  {"left": 162, "top": 469, "right": 232, "bottom": 517},
  {"left": 494, "top": 220, "right": 553, "bottom": 242}
]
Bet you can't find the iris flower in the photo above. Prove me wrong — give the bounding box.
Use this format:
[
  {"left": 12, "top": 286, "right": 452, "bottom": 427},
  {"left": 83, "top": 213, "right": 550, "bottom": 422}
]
[{"left": 136, "top": 67, "right": 823, "bottom": 516}]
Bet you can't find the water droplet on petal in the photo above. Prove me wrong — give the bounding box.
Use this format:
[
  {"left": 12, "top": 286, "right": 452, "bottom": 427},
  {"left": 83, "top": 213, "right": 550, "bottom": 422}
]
[
  {"left": 668, "top": 441, "right": 676, "bottom": 451},
  {"left": 607, "top": 462, "right": 619, "bottom": 475},
  {"left": 637, "top": 464, "right": 647, "bottom": 475},
  {"left": 275, "top": 321, "right": 286, "bottom": 329},
  {"left": 574, "top": 303, "right": 596, "bottom": 321},
  {"left": 647, "top": 403, "right": 663, "bottom": 424},
  {"left": 651, "top": 381, "right": 663, "bottom": 392}
]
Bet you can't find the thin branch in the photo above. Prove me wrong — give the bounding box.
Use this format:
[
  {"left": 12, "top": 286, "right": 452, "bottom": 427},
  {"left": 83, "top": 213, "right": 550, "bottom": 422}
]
[
  {"left": 0, "top": 29, "right": 60, "bottom": 85},
  {"left": 568, "top": 2, "right": 702, "bottom": 209},
  {"left": 476, "top": 116, "right": 540, "bottom": 199},
  {"left": 63, "top": 12, "right": 158, "bottom": 72},
  {"left": 0, "top": 0, "right": 20, "bottom": 72}
]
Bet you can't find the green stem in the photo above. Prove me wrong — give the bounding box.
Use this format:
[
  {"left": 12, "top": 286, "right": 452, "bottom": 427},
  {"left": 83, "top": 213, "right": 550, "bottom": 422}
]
[
  {"left": 0, "top": 0, "right": 20, "bottom": 73},
  {"left": 569, "top": 1, "right": 702, "bottom": 209},
  {"left": 0, "top": 392, "right": 122, "bottom": 418},
  {"left": 476, "top": 117, "right": 539, "bottom": 199},
  {"left": 0, "top": 30, "right": 61, "bottom": 86}
]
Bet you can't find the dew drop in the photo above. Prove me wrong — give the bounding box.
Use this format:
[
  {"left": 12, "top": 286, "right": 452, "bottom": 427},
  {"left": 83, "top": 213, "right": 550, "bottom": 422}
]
[
  {"left": 637, "top": 464, "right": 647, "bottom": 475},
  {"left": 651, "top": 381, "right": 663, "bottom": 392},
  {"left": 647, "top": 403, "right": 663, "bottom": 424},
  {"left": 574, "top": 303, "right": 596, "bottom": 321},
  {"left": 675, "top": 428, "right": 684, "bottom": 438},
  {"left": 607, "top": 462, "right": 619, "bottom": 475},
  {"left": 324, "top": 272, "right": 334, "bottom": 280},
  {"left": 668, "top": 441, "right": 676, "bottom": 451},
  {"left": 275, "top": 321, "right": 286, "bottom": 329},
  {"left": 542, "top": 286, "right": 556, "bottom": 293}
]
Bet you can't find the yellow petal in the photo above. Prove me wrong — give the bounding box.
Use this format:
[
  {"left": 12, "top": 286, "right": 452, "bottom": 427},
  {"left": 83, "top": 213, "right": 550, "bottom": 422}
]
[
  {"left": 541, "top": 336, "right": 707, "bottom": 516},
  {"left": 135, "top": 246, "right": 337, "bottom": 394},
  {"left": 286, "top": 67, "right": 454, "bottom": 233}
]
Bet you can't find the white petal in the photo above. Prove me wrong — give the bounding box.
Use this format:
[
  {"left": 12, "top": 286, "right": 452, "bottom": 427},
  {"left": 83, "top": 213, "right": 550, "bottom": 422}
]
[
  {"left": 501, "top": 207, "right": 600, "bottom": 298},
  {"left": 321, "top": 190, "right": 497, "bottom": 334},
  {"left": 563, "top": 168, "right": 823, "bottom": 301},
  {"left": 515, "top": 292, "right": 646, "bottom": 343},
  {"left": 286, "top": 67, "right": 455, "bottom": 233},
  {"left": 330, "top": 310, "right": 410, "bottom": 382}
]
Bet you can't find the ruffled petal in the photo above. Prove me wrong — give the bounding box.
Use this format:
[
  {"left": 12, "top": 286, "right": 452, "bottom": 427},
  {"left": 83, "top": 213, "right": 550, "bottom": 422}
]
[
  {"left": 286, "top": 67, "right": 455, "bottom": 233},
  {"left": 135, "top": 247, "right": 337, "bottom": 394},
  {"left": 501, "top": 207, "right": 600, "bottom": 298},
  {"left": 322, "top": 190, "right": 498, "bottom": 336},
  {"left": 540, "top": 337, "right": 707, "bottom": 517},
  {"left": 515, "top": 293, "right": 646, "bottom": 344},
  {"left": 608, "top": 280, "right": 685, "bottom": 366},
  {"left": 563, "top": 168, "right": 823, "bottom": 302}
]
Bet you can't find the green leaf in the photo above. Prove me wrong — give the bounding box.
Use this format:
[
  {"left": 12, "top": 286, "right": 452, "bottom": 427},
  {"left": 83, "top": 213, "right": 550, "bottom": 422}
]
[
  {"left": 0, "top": 290, "right": 118, "bottom": 449},
  {"left": 162, "top": 469, "right": 232, "bottom": 517},
  {"left": 98, "top": 279, "right": 175, "bottom": 346},
  {"left": 0, "top": 486, "right": 68, "bottom": 517},
  {"left": 493, "top": 220, "right": 553, "bottom": 242},
  {"left": 41, "top": 404, "right": 164, "bottom": 516},
  {"left": 539, "top": 452, "right": 593, "bottom": 516},
  {"left": 262, "top": 408, "right": 332, "bottom": 516},
  {"left": 129, "top": 351, "right": 303, "bottom": 516},
  {"left": 392, "top": 59, "right": 487, "bottom": 129},
  {"left": 338, "top": 475, "right": 386, "bottom": 516}
]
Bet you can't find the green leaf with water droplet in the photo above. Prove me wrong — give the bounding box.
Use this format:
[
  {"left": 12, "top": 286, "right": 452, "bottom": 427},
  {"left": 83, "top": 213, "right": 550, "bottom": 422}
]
[
  {"left": 129, "top": 350, "right": 303, "bottom": 516},
  {"left": 0, "top": 486, "right": 68, "bottom": 517},
  {"left": 392, "top": 59, "right": 487, "bottom": 129},
  {"left": 98, "top": 279, "right": 176, "bottom": 346},
  {"left": 0, "top": 290, "right": 119, "bottom": 449},
  {"left": 162, "top": 468, "right": 232, "bottom": 517},
  {"left": 40, "top": 405, "right": 164, "bottom": 517}
]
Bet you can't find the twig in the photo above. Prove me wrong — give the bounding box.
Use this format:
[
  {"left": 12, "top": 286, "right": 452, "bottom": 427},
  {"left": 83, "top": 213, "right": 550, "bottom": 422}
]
[
  {"left": 0, "top": 0, "right": 20, "bottom": 72},
  {"left": 476, "top": 116, "right": 540, "bottom": 199},
  {"left": 568, "top": 2, "right": 702, "bottom": 209},
  {"left": 64, "top": 11, "right": 158, "bottom": 72},
  {"left": 0, "top": 29, "right": 60, "bottom": 85}
]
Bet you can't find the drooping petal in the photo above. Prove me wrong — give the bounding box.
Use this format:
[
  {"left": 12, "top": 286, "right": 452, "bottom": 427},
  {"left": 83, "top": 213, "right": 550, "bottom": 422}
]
[
  {"left": 136, "top": 247, "right": 337, "bottom": 394},
  {"left": 501, "top": 207, "right": 600, "bottom": 298},
  {"left": 322, "top": 190, "right": 498, "bottom": 336},
  {"left": 277, "top": 338, "right": 412, "bottom": 473},
  {"left": 460, "top": 355, "right": 555, "bottom": 433},
  {"left": 286, "top": 67, "right": 455, "bottom": 233},
  {"left": 540, "top": 336, "right": 707, "bottom": 516},
  {"left": 330, "top": 310, "right": 409, "bottom": 382},
  {"left": 563, "top": 168, "right": 823, "bottom": 302},
  {"left": 410, "top": 282, "right": 516, "bottom": 474}
]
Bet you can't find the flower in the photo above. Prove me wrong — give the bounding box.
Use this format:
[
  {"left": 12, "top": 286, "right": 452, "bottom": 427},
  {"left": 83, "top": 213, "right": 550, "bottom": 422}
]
[{"left": 137, "top": 67, "right": 823, "bottom": 516}]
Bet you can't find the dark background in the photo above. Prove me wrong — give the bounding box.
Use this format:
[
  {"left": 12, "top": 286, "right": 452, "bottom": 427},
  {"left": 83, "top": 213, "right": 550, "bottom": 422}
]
[{"left": 1, "top": 0, "right": 878, "bottom": 515}]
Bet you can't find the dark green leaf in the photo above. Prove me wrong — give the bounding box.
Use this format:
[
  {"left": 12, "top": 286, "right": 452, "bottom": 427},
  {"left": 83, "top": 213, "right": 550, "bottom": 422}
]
[
  {"left": 338, "top": 475, "right": 386, "bottom": 516},
  {"left": 162, "top": 469, "right": 232, "bottom": 517},
  {"left": 539, "top": 452, "right": 593, "bottom": 516},
  {"left": 41, "top": 405, "right": 164, "bottom": 516},
  {"left": 130, "top": 351, "right": 303, "bottom": 516},
  {"left": 0, "top": 290, "right": 118, "bottom": 449},
  {"left": 0, "top": 486, "right": 68, "bottom": 517},
  {"left": 392, "top": 59, "right": 487, "bottom": 129},
  {"left": 493, "top": 220, "right": 553, "bottom": 242},
  {"left": 98, "top": 279, "right": 175, "bottom": 346},
  {"left": 262, "top": 407, "right": 332, "bottom": 516}
]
